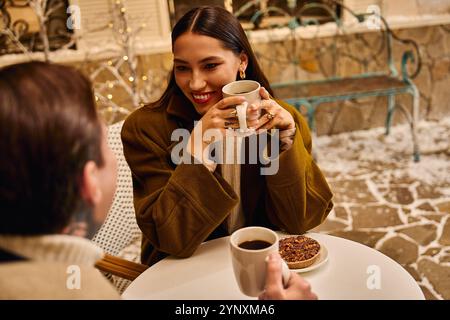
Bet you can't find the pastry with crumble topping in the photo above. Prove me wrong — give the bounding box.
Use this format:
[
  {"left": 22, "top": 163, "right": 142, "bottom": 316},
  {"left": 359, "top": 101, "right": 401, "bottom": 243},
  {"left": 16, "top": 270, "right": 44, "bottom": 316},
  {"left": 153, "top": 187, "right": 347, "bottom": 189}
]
[{"left": 279, "top": 235, "right": 321, "bottom": 269}]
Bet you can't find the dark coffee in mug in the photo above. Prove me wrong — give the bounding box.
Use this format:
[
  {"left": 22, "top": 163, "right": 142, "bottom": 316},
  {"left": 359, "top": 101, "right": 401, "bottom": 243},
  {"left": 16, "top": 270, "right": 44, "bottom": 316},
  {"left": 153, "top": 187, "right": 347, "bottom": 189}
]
[{"left": 238, "top": 240, "right": 272, "bottom": 250}]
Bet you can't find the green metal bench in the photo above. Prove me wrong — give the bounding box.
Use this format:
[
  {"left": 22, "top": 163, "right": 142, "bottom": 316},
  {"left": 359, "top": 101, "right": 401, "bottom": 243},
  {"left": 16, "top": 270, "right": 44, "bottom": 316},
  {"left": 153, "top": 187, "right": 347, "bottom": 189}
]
[{"left": 237, "top": 1, "right": 422, "bottom": 161}]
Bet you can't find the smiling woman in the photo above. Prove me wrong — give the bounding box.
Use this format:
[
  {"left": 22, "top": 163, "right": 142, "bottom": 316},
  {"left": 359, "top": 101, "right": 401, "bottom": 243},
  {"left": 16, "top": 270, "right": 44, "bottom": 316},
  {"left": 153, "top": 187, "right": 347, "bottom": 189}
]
[
  {"left": 173, "top": 33, "right": 245, "bottom": 114},
  {"left": 121, "top": 6, "right": 333, "bottom": 273}
]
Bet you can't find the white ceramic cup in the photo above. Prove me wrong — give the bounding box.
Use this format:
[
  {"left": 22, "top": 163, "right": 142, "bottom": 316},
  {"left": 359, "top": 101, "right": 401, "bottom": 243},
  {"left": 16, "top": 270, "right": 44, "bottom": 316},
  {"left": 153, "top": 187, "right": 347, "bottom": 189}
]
[
  {"left": 222, "top": 80, "right": 261, "bottom": 133},
  {"left": 229, "top": 226, "right": 291, "bottom": 297}
]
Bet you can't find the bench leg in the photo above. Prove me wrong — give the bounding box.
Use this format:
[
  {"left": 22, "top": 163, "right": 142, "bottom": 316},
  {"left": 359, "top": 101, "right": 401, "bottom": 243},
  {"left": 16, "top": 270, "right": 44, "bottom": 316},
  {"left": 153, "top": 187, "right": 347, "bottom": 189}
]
[
  {"left": 410, "top": 86, "right": 421, "bottom": 162},
  {"left": 301, "top": 100, "right": 319, "bottom": 162},
  {"left": 305, "top": 104, "right": 316, "bottom": 133},
  {"left": 394, "top": 91, "right": 421, "bottom": 162},
  {"left": 385, "top": 94, "right": 396, "bottom": 136}
]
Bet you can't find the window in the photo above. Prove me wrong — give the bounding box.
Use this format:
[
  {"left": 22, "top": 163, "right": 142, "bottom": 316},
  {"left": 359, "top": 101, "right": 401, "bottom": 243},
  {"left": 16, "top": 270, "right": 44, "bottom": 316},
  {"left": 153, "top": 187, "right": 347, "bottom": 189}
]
[
  {"left": 167, "top": 0, "right": 342, "bottom": 30},
  {"left": 232, "top": 0, "right": 341, "bottom": 30},
  {"left": 167, "top": 0, "right": 226, "bottom": 28},
  {"left": 73, "top": 0, "right": 171, "bottom": 52},
  {"left": 0, "top": 0, "right": 171, "bottom": 57},
  {"left": 0, "top": 0, "right": 73, "bottom": 55}
]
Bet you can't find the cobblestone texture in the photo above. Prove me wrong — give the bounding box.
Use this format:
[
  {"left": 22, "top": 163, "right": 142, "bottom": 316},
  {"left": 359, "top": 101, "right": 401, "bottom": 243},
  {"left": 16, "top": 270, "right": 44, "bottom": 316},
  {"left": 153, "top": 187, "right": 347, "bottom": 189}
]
[{"left": 313, "top": 117, "right": 450, "bottom": 299}]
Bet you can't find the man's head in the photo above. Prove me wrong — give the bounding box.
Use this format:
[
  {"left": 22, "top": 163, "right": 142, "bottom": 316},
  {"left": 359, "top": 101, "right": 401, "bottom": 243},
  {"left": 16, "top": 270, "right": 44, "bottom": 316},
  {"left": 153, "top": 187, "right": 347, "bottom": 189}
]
[{"left": 0, "top": 62, "right": 117, "bottom": 236}]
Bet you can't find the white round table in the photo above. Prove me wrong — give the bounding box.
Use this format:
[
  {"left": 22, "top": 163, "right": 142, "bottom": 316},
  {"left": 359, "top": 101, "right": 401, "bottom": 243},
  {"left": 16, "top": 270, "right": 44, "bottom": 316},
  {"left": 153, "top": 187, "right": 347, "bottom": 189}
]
[{"left": 122, "top": 233, "right": 424, "bottom": 300}]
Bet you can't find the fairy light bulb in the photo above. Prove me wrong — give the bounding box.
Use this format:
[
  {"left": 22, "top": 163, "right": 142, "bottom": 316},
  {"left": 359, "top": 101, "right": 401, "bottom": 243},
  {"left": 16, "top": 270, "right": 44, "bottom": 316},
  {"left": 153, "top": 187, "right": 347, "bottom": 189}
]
[
  {"left": 107, "top": 94, "right": 113, "bottom": 100},
  {"left": 123, "top": 55, "right": 129, "bottom": 61},
  {"left": 107, "top": 82, "right": 114, "bottom": 88},
  {"left": 107, "top": 60, "right": 113, "bottom": 66},
  {"left": 128, "top": 76, "right": 134, "bottom": 82},
  {"left": 142, "top": 75, "right": 148, "bottom": 81},
  {"left": 287, "top": 0, "right": 297, "bottom": 10},
  {"left": 95, "top": 96, "right": 99, "bottom": 102}
]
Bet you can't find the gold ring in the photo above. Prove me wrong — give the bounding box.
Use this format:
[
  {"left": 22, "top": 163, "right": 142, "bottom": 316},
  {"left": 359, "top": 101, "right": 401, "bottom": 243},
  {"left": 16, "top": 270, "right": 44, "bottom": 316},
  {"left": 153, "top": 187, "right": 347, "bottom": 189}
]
[{"left": 266, "top": 112, "right": 275, "bottom": 120}]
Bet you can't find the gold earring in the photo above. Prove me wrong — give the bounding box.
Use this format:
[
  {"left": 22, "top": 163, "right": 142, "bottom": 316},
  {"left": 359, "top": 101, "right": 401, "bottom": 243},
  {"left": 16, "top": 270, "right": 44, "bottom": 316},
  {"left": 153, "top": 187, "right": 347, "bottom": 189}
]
[{"left": 239, "top": 68, "right": 246, "bottom": 80}]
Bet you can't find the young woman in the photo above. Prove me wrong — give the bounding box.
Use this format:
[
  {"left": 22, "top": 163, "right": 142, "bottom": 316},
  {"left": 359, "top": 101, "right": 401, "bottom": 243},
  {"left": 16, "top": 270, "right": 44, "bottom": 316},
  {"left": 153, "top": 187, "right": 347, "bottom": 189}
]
[
  {"left": 122, "top": 6, "right": 333, "bottom": 267},
  {"left": 0, "top": 62, "right": 119, "bottom": 299}
]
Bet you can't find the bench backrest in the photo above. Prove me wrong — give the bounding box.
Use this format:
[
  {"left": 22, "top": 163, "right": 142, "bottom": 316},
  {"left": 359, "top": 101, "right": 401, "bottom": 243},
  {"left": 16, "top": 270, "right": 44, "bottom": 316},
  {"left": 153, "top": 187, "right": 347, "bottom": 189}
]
[{"left": 241, "top": 2, "right": 420, "bottom": 85}]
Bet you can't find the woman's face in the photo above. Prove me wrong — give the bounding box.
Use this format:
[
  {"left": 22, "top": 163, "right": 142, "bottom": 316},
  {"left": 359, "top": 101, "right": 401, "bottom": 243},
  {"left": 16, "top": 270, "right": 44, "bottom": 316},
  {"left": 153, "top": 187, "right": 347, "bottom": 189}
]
[{"left": 173, "top": 32, "right": 247, "bottom": 115}]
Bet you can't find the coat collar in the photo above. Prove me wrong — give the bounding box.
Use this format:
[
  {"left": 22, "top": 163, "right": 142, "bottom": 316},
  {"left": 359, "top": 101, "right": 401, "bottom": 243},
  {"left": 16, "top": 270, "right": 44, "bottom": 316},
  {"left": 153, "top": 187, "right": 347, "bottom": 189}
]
[{"left": 166, "top": 91, "right": 201, "bottom": 126}]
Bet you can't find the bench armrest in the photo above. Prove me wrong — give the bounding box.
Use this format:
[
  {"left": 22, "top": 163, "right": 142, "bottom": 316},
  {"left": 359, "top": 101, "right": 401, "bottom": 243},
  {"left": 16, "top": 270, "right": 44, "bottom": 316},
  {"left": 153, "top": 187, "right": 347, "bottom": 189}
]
[
  {"left": 378, "top": 15, "right": 422, "bottom": 80},
  {"left": 401, "top": 51, "right": 418, "bottom": 83}
]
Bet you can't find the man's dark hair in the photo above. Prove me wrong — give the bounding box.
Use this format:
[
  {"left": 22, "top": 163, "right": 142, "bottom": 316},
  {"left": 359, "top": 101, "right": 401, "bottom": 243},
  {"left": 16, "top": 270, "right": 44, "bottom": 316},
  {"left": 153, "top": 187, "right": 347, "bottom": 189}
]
[{"left": 0, "top": 61, "right": 103, "bottom": 234}]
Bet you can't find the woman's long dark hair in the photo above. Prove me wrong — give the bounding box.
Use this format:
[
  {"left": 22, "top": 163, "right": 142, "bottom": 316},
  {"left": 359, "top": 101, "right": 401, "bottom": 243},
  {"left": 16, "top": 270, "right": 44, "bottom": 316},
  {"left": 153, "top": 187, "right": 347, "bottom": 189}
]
[{"left": 154, "top": 6, "right": 273, "bottom": 109}]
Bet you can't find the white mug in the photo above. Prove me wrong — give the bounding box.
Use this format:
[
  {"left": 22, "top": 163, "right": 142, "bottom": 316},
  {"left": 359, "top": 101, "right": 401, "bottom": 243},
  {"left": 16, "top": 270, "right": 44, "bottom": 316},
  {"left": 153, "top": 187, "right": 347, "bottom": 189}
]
[
  {"left": 222, "top": 80, "right": 261, "bottom": 133},
  {"left": 229, "top": 226, "right": 291, "bottom": 297}
]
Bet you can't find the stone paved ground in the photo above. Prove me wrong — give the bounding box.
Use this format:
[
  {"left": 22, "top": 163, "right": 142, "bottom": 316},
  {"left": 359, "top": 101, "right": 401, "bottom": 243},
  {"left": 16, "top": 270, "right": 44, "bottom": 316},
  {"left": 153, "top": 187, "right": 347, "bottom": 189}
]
[{"left": 311, "top": 117, "right": 450, "bottom": 300}]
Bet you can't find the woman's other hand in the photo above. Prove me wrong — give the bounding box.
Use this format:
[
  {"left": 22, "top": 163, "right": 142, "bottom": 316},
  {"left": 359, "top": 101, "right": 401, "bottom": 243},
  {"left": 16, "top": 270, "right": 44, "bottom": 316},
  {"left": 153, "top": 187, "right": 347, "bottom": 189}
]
[{"left": 254, "top": 87, "right": 295, "bottom": 132}]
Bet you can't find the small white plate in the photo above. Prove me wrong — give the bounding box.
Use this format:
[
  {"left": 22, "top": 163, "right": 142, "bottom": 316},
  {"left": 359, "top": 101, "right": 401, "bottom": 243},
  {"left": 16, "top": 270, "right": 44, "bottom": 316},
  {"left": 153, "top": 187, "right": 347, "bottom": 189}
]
[
  {"left": 292, "top": 244, "right": 328, "bottom": 273},
  {"left": 279, "top": 236, "right": 329, "bottom": 273}
]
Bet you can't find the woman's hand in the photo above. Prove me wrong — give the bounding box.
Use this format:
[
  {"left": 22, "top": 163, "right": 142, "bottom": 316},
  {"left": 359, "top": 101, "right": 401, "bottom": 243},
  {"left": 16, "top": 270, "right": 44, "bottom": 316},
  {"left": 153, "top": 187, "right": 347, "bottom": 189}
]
[
  {"left": 186, "top": 96, "right": 251, "bottom": 170},
  {"left": 254, "top": 87, "right": 295, "bottom": 132},
  {"left": 199, "top": 96, "right": 247, "bottom": 135},
  {"left": 259, "top": 253, "right": 318, "bottom": 300}
]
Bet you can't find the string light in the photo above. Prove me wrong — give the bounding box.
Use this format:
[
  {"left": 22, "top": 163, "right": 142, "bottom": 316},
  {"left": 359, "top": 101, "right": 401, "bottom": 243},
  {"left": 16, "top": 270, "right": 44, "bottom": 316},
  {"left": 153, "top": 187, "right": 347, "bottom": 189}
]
[{"left": 90, "top": 0, "right": 152, "bottom": 114}]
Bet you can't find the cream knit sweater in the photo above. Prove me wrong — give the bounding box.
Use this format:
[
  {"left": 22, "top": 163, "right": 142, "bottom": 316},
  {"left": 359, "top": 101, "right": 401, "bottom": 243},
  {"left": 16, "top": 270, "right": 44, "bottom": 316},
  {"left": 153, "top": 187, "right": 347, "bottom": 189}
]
[{"left": 0, "top": 235, "right": 120, "bottom": 299}]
